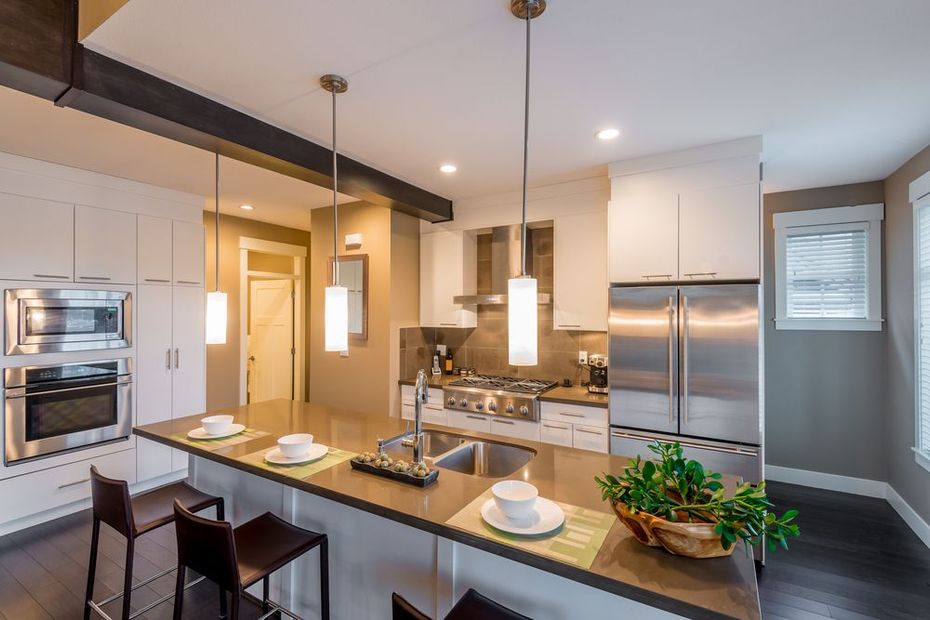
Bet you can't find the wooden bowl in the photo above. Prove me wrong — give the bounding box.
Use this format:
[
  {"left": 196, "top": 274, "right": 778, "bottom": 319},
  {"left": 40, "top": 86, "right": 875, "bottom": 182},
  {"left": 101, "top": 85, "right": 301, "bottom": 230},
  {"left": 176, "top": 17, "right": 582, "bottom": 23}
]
[{"left": 611, "top": 501, "right": 735, "bottom": 559}]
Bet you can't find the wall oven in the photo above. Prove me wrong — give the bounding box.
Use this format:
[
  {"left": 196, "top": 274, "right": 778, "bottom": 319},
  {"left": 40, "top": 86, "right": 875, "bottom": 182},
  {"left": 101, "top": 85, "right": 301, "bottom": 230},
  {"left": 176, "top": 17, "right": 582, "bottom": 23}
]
[
  {"left": 4, "top": 359, "right": 132, "bottom": 465},
  {"left": 4, "top": 289, "right": 131, "bottom": 355}
]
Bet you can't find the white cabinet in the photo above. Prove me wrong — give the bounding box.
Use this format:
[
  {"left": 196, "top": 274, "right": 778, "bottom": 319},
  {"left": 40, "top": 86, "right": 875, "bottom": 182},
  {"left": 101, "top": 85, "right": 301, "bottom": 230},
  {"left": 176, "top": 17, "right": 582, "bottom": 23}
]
[
  {"left": 540, "top": 420, "right": 573, "bottom": 447},
  {"left": 609, "top": 191, "right": 679, "bottom": 284},
  {"left": 420, "top": 230, "right": 477, "bottom": 328},
  {"left": 172, "top": 220, "right": 205, "bottom": 286},
  {"left": 572, "top": 424, "right": 609, "bottom": 453},
  {"left": 553, "top": 211, "right": 608, "bottom": 331},
  {"left": 489, "top": 417, "right": 540, "bottom": 442},
  {"left": 136, "top": 285, "right": 205, "bottom": 480},
  {"left": 678, "top": 183, "right": 760, "bottom": 281},
  {"left": 448, "top": 409, "right": 491, "bottom": 433},
  {"left": 138, "top": 215, "right": 173, "bottom": 284},
  {"left": 539, "top": 401, "right": 608, "bottom": 453},
  {"left": 74, "top": 205, "right": 137, "bottom": 284},
  {"left": 0, "top": 193, "right": 73, "bottom": 282}
]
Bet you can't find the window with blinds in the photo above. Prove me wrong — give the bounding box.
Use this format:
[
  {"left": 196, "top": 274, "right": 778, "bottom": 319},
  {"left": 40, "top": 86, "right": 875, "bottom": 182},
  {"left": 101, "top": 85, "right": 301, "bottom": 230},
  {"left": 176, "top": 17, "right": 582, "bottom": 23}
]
[
  {"left": 774, "top": 203, "right": 883, "bottom": 332},
  {"left": 916, "top": 201, "right": 930, "bottom": 459},
  {"left": 784, "top": 227, "right": 868, "bottom": 319}
]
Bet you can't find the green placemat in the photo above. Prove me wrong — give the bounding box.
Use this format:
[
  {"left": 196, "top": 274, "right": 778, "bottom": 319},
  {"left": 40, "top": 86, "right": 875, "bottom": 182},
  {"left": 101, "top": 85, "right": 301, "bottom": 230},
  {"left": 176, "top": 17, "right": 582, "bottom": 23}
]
[
  {"left": 238, "top": 446, "right": 357, "bottom": 479},
  {"left": 169, "top": 428, "right": 270, "bottom": 450},
  {"left": 446, "top": 490, "right": 615, "bottom": 569}
]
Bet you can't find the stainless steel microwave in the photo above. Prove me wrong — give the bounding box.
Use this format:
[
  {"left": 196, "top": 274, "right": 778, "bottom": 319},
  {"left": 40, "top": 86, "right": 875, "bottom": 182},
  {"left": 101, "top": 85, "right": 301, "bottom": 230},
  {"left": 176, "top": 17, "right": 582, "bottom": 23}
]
[{"left": 4, "top": 289, "right": 131, "bottom": 355}]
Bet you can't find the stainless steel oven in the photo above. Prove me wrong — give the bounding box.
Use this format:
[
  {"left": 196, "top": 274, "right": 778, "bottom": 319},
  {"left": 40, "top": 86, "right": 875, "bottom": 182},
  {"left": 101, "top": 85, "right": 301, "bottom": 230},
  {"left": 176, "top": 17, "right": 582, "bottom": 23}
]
[
  {"left": 4, "top": 359, "right": 132, "bottom": 464},
  {"left": 4, "top": 289, "right": 131, "bottom": 355}
]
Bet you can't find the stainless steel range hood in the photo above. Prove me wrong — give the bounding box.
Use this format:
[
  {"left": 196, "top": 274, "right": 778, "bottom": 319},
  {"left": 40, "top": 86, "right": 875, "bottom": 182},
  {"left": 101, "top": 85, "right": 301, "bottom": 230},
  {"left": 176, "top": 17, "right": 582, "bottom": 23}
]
[{"left": 453, "top": 224, "right": 551, "bottom": 306}]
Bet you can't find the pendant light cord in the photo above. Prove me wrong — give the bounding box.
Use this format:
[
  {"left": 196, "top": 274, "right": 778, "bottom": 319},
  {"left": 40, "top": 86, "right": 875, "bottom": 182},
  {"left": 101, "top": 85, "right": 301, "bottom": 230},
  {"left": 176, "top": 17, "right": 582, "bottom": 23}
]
[
  {"left": 215, "top": 152, "right": 220, "bottom": 292},
  {"left": 331, "top": 87, "right": 339, "bottom": 286},
  {"left": 520, "top": 2, "right": 532, "bottom": 276}
]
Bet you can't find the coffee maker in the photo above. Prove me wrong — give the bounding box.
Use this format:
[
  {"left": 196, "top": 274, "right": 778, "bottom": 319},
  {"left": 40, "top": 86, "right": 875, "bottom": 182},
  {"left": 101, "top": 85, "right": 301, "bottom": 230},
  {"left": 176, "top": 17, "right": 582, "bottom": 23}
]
[{"left": 587, "top": 354, "right": 608, "bottom": 394}]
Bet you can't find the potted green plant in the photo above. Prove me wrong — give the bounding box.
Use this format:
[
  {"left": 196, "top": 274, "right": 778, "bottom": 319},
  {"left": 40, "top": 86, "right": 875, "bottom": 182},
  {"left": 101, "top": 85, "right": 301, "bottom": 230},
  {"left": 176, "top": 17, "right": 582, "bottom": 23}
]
[{"left": 595, "top": 441, "right": 799, "bottom": 558}]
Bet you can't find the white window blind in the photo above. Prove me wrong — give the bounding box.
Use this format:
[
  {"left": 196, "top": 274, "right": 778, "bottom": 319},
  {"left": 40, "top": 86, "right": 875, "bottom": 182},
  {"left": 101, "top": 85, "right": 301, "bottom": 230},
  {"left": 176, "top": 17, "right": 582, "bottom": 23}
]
[
  {"left": 916, "top": 202, "right": 930, "bottom": 458},
  {"left": 784, "top": 227, "right": 868, "bottom": 319}
]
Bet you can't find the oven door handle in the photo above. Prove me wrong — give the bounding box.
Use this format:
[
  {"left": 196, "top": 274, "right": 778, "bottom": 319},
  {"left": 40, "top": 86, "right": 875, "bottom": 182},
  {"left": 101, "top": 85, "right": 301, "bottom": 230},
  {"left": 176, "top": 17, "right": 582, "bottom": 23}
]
[{"left": 4, "top": 381, "right": 125, "bottom": 399}]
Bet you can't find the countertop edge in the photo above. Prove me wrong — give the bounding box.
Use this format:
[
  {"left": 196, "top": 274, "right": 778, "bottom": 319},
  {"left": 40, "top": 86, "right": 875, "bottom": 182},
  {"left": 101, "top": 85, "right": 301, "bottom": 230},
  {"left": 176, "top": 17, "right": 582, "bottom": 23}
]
[
  {"left": 398, "top": 378, "right": 609, "bottom": 409},
  {"left": 134, "top": 425, "right": 752, "bottom": 620}
]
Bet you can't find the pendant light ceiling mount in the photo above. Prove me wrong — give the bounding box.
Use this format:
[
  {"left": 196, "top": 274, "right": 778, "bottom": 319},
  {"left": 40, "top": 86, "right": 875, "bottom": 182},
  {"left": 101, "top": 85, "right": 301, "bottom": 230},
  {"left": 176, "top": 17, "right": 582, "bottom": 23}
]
[
  {"left": 510, "top": 0, "right": 546, "bottom": 19},
  {"left": 320, "top": 74, "right": 348, "bottom": 94}
]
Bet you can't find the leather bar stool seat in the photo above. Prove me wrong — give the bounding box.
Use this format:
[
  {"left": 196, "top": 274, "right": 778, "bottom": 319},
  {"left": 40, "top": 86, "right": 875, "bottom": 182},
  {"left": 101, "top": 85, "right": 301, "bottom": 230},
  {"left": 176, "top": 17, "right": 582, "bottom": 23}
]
[
  {"left": 85, "top": 465, "right": 224, "bottom": 620},
  {"left": 392, "top": 589, "right": 531, "bottom": 620},
  {"left": 173, "top": 500, "right": 329, "bottom": 620}
]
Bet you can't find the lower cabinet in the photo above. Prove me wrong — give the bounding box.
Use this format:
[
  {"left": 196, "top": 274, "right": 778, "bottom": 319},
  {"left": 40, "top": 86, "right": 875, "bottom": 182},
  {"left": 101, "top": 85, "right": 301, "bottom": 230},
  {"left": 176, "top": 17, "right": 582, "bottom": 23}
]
[
  {"left": 447, "top": 409, "right": 491, "bottom": 433},
  {"left": 540, "top": 420, "right": 573, "bottom": 447},
  {"left": 489, "top": 417, "right": 540, "bottom": 442},
  {"left": 540, "top": 402, "right": 609, "bottom": 453},
  {"left": 572, "top": 424, "right": 609, "bottom": 453}
]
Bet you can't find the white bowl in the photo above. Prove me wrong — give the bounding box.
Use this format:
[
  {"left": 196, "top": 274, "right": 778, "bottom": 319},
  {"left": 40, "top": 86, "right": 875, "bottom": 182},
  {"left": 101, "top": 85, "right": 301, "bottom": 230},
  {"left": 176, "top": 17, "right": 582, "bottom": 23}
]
[
  {"left": 491, "top": 480, "right": 538, "bottom": 520},
  {"left": 277, "top": 433, "right": 314, "bottom": 458},
  {"left": 201, "top": 415, "right": 234, "bottom": 435}
]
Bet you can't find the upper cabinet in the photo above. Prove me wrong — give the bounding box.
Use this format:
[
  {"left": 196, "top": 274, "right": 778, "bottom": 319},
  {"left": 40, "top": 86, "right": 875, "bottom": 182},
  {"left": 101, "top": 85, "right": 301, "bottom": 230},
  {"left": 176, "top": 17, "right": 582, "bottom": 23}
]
[
  {"left": 608, "top": 137, "right": 762, "bottom": 284},
  {"left": 75, "top": 205, "right": 137, "bottom": 284},
  {"left": 172, "top": 220, "right": 205, "bottom": 287},
  {"left": 138, "top": 215, "right": 173, "bottom": 284},
  {"left": 420, "top": 229, "right": 477, "bottom": 328},
  {"left": 0, "top": 193, "right": 74, "bottom": 282},
  {"left": 553, "top": 211, "right": 608, "bottom": 331}
]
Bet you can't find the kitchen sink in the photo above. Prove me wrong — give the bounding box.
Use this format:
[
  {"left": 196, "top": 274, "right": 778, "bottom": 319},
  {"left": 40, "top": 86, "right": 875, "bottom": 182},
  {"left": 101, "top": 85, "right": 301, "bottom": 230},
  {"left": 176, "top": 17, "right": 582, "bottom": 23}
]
[{"left": 380, "top": 429, "right": 536, "bottom": 478}]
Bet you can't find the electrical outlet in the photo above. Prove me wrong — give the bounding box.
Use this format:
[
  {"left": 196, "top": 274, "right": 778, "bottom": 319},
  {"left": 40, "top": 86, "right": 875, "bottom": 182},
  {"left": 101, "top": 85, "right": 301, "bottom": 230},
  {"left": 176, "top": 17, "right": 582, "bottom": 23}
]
[{"left": 578, "top": 350, "right": 588, "bottom": 365}]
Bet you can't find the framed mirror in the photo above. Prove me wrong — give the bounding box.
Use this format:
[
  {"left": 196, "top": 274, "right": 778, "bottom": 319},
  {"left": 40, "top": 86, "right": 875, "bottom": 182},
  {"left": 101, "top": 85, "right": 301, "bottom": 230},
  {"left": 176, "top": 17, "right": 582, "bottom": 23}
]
[{"left": 328, "top": 254, "right": 368, "bottom": 340}]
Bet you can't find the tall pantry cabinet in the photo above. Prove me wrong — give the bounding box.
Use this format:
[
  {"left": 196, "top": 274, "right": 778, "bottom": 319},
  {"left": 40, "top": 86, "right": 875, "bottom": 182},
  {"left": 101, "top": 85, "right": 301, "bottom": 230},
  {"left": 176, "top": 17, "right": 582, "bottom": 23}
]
[{"left": 136, "top": 216, "right": 206, "bottom": 480}]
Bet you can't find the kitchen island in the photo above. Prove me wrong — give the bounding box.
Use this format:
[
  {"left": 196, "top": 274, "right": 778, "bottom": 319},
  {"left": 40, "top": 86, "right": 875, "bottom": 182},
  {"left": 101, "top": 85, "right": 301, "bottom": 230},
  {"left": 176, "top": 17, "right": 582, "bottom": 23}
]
[{"left": 134, "top": 399, "right": 761, "bottom": 620}]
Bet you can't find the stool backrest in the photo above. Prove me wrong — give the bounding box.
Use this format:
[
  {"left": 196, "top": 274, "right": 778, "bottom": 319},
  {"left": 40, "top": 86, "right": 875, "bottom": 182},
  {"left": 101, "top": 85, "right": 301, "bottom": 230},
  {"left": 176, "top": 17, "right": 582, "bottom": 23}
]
[
  {"left": 445, "top": 589, "right": 532, "bottom": 620},
  {"left": 89, "top": 465, "right": 134, "bottom": 537},
  {"left": 173, "top": 499, "right": 240, "bottom": 592}
]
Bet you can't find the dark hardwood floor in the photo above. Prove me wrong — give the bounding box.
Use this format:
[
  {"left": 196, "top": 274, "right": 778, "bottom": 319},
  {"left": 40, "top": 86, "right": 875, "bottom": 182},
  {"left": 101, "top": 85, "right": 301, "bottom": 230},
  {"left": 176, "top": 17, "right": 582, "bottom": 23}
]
[{"left": 0, "top": 481, "right": 927, "bottom": 618}]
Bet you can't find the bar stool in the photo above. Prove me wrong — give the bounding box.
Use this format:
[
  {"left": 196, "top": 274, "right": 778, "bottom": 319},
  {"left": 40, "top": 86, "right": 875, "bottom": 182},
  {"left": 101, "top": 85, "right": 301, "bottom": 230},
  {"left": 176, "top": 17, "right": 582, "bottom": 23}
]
[
  {"left": 85, "top": 466, "right": 225, "bottom": 620},
  {"left": 172, "top": 500, "right": 329, "bottom": 620},
  {"left": 392, "top": 589, "right": 531, "bottom": 620}
]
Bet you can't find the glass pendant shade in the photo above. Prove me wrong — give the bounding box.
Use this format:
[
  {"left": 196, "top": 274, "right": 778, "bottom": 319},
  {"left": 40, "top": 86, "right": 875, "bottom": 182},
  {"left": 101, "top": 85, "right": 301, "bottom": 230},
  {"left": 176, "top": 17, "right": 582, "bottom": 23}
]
[
  {"left": 325, "top": 285, "right": 349, "bottom": 352},
  {"left": 205, "top": 291, "right": 228, "bottom": 345},
  {"left": 508, "top": 276, "right": 538, "bottom": 366}
]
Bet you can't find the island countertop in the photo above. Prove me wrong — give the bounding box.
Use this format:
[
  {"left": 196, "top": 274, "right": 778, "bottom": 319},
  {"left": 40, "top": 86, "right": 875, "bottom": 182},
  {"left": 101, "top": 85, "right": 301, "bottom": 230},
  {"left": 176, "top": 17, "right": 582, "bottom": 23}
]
[
  {"left": 134, "top": 399, "right": 760, "bottom": 620},
  {"left": 398, "top": 376, "right": 609, "bottom": 408}
]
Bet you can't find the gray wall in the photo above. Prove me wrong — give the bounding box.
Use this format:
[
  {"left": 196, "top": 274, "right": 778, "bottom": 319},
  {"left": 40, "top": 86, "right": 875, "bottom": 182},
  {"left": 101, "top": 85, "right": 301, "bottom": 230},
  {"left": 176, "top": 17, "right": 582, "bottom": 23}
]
[
  {"left": 763, "top": 182, "right": 887, "bottom": 480},
  {"left": 884, "top": 144, "right": 930, "bottom": 523}
]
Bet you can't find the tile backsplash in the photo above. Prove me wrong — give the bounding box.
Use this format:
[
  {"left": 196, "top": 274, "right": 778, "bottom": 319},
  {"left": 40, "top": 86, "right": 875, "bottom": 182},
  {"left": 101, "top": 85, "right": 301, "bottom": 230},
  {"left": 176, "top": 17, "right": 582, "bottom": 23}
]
[{"left": 400, "top": 228, "right": 607, "bottom": 383}]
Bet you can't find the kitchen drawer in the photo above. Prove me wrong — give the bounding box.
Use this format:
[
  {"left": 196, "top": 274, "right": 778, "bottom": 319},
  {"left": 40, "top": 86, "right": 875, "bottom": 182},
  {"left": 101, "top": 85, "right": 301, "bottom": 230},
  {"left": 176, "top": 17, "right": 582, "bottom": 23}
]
[
  {"left": 489, "top": 417, "right": 539, "bottom": 442},
  {"left": 540, "top": 420, "right": 573, "bottom": 447},
  {"left": 0, "top": 449, "right": 136, "bottom": 525},
  {"left": 540, "top": 402, "right": 607, "bottom": 427},
  {"left": 422, "top": 404, "right": 448, "bottom": 426},
  {"left": 573, "top": 425, "right": 609, "bottom": 453},
  {"left": 401, "top": 385, "right": 444, "bottom": 407},
  {"left": 401, "top": 403, "right": 415, "bottom": 421},
  {"left": 448, "top": 409, "right": 491, "bottom": 433}
]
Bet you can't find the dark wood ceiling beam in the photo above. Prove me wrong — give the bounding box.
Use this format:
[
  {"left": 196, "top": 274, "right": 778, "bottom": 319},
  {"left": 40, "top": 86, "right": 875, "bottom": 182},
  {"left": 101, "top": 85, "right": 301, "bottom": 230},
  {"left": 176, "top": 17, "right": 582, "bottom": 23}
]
[{"left": 0, "top": 0, "right": 74, "bottom": 100}]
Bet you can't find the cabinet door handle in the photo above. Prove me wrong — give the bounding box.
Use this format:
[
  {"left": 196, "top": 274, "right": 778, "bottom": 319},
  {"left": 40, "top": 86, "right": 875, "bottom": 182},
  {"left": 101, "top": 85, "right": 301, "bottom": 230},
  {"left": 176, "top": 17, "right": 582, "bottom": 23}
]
[
  {"left": 683, "top": 272, "right": 717, "bottom": 279},
  {"left": 439, "top": 323, "right": 457, "bottom": 327},
  {"left": 79, "top": 276, "right": 112, "bottom": 281},
  {"left": 557, "top": 324, "right": 581, "bottom": 328},
  {"left": 668, "top": 296, "right": 676, "bottom": 423},
  {"left": 166, "top": 349, "right": 172, "bottom": 370},
  {"left": 174, "top": 348, "right": 179, "bottom": 369},
  {"left": 543, "top": 423, "right": 568, "bottom": 430},
  {"left": 492, "top": 419, "right": 514, "bottom": 425},
  {"left": 558, "top": 412, "right": 585, "bottom": 418},
  {"left": 176, "top": 280, "right": 200, "bottom": 285},
  {"left": 576, "top": 428, "right": 603, "bottom": 436},
  {"left": 642, "top": 274, "right": 672, "bottom": 280},
  {"left": 58, "top": 478, "right": 90, "bottom": 490},
  {"left": 145, "top": 278, "right": 170, "bottom": 283},
  {"left": 681, "top": 296, "right": 690, "bottom": 425},
  {"left": 466, "top": 415, "right": 485, "bottom": 421},
  {"left": 33, "top": 273, "right": 69, "bottom": 279}
]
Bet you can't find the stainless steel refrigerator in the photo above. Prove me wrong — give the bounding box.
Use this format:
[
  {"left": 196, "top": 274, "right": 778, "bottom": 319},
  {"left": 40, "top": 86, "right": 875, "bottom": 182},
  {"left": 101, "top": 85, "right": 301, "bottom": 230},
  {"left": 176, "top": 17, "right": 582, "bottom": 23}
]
[{"left": 609, "top": 284, "right": 763, "bottom": 483}]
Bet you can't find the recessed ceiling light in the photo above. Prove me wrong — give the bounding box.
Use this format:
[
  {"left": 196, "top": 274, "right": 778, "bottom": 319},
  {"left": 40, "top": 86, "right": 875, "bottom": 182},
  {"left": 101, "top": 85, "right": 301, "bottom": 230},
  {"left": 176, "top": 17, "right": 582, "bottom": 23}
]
[
  {"left": 439, "top": 163, "right": 458, "bottom": 174},
  {"left": 239, "top": 204, "right": 254, "bottom": 210},
  {"left": 596, "top": 128, "right": 620, "bottom": 141}
]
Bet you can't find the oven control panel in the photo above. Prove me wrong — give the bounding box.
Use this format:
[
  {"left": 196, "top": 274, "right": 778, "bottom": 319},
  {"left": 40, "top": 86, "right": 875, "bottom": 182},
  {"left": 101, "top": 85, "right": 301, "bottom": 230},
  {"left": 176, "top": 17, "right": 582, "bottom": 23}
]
[{"left": 443, "top": 388, "right": 538, "bottom": 422}]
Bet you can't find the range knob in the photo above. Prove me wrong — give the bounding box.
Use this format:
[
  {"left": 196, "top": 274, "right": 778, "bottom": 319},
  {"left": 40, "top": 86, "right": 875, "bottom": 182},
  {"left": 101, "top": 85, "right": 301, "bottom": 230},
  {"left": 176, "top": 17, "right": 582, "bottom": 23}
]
[
  {"left": 448, "top": 396, "right": 456, "bottom": 406},
  {"left": 460, "top": 399, "right": 468, "bottom": 407},
  {"left": 505, "top": 403, "right": 515, "bottom": 414},
  {"left": 474, "top": 402, "right": 484, "bottom": 411},
  {"left": 487, "top": 402, "right": 498, "bottom": 412},
  {"left": 519, "top": 405, "right": 530, "bottom": 417}
]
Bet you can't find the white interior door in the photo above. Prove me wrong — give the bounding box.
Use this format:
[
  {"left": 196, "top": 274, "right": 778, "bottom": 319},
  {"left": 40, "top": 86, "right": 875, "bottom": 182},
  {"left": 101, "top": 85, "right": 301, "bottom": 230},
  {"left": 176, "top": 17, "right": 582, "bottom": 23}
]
[{"left": 249, "top": 279, "right": 294, "bottom": 403}]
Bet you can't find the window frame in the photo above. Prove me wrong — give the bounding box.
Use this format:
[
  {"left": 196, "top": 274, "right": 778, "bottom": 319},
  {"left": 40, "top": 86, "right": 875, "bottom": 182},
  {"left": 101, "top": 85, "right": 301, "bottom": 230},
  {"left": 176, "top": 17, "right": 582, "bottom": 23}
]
[
  {"left": 774, "top": 203, "right": 884, "bottom": 332},
  {"left": 912, "top": 186, "right": 930, "bottom": 474}
]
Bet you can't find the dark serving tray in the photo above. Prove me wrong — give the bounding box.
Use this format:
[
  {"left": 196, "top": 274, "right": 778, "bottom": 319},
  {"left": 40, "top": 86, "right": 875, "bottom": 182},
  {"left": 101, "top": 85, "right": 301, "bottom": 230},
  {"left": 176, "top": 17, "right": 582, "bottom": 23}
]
[{"left": 350, "top": 459, "right": 439, "bottom": 487}]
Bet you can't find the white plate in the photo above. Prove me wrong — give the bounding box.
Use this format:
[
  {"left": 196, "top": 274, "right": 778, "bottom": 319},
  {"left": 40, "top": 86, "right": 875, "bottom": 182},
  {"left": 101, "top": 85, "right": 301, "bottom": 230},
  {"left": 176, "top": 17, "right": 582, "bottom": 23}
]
[
  {"left": 264, "top": 443, "right": 329, "bottom": 465},
  {"left": 187, "top": 423, "right": 246, "bottom": 440},
  {"left": 480, "top": 497, "right": 565, "bottom": 536}
]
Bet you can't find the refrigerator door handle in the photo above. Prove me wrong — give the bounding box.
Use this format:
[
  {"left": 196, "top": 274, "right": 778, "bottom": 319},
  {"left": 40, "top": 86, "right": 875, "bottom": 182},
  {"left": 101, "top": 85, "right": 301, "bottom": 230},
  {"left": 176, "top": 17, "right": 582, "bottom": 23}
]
[
  {"left": 610, "top": 430, "right": 759, "bottom": 457},
  {"left": 681, "top": 295, "right": 690, "bottom": 426},
  {"left": 667, "top": 296, "right": 675, "bottom": 424}
]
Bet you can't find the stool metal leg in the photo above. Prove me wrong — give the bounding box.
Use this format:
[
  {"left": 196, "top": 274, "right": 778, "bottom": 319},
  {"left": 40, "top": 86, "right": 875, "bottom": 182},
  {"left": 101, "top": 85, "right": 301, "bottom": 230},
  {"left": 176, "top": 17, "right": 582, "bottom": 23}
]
[
  {"left": 320, "top": 537, "right": 330, "bottom": 620},
  {"left": 172, "top": 565, "right": 186, "bottom": 620},
  {"left": 262, "top": 576, "right": 270, "bottom": 613},
  {"left": 122, "top": 538, "right": 135, "bottom": 620},
  {"left": 230, "top": 591, "right": 241, "bottom": 620},
  {"left": 84, "top": 517, "right": 100, "bottom": 620}
]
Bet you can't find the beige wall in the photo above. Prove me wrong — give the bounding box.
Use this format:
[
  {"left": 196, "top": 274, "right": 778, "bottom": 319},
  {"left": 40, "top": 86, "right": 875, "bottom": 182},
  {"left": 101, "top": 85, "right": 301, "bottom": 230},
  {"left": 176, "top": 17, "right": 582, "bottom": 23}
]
[
  {"left": 309, "top": 203, "right": 419, "bottom": 417},
  {"left": 204, "top": 212, "right": 311, "bottom": 410}
]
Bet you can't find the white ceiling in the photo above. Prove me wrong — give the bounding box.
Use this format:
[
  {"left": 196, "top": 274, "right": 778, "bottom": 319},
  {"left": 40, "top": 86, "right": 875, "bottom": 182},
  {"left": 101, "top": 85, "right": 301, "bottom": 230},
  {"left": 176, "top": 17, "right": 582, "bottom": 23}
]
[
  {"left": 0, "top": 86, "right": 353, "bottom": 231},
  {"left": 82, "top": 0, "right": 930, "bottom": 200}
]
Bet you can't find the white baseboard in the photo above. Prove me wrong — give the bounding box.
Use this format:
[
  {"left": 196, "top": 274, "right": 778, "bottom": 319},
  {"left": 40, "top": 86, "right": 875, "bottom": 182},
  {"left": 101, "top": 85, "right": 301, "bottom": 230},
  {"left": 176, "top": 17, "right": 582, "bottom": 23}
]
[
  {"left": 765, "top": 464, "right": 930, "bottom": 549},
  {"left": 765, "top": 465, "right": 888, "bottom": 497}
]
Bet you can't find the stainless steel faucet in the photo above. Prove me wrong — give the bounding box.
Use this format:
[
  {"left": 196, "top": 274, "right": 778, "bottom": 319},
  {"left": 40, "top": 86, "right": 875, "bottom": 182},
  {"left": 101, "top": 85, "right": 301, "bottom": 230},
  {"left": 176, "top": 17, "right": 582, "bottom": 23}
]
[{"left": 402, "top": 369, "right": 428, "bottom": 465}]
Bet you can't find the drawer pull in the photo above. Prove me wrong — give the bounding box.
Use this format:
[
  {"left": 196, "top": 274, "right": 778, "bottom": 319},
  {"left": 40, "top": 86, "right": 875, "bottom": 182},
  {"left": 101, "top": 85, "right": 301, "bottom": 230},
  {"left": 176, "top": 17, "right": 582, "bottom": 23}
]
[
  {"left": 642, "top": 274, "right": 672, "bottom": 280},
  {"left": 576, "top": 428, "right": 603, "bottom": 435},
  {"left": 466, "top": 415, "right": 486, "bottom": 421},
  {"left": 34, "top": 273, "right": 69, "bottom": 279},
  {"left": 543, "top": 423, "right": 568, "bottom": 430},
  {"left": 176, "top": 280, "right": 201, "bottom": 285},
  {"left": 492, "top": 419, "right": 514, "bottom": 425},
  {"left": 145, "top": 278, "right": 170, "bottom": 283},
  {"left": 557, "top": 324, "right": 581, "bottom": 328},
  {"left": 58, "top": 478, "right": 90, "bottom": 490},
  {"left": 683, "top": 272, "right": 717, "bottom": 278},
  {"left": 559, "top": 412, "right": 585, "bottom": 418},
  {"left": 79, "top": 276, "right": 112, "bottom": 281},
  {"left": 439, "top": 323, "right": 457, "bottom": 327}
]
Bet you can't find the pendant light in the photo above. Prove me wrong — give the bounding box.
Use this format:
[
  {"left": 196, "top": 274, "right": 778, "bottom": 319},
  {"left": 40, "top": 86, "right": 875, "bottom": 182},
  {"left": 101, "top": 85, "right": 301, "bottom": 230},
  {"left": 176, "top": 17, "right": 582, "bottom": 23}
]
[
  {"left": 508, "top": 0, "right": 545, "bottom": 366},
  {"left": 205, "top": 153, "right": 228, "bottom": 345},
  {"left": 321, "top": 74, "right": 349, "bottom": 353}
]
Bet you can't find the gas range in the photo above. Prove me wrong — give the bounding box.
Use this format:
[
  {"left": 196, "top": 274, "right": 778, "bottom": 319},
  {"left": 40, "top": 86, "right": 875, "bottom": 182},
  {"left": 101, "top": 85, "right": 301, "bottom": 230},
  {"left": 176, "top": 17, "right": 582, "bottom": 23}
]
[{"left": 444, "top": 375, "right": 557, "bottom": 422}]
